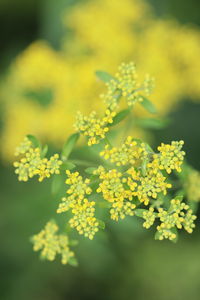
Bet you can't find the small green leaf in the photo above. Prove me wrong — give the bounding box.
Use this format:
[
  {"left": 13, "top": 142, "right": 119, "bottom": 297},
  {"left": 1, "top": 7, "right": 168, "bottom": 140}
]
[
  {"left": 110, "top": 109, "right": 130, "bottom": 126},
  {"left": 174, "top": 194, "right": 184, "bottom": 202},
  {"left": 140, "top": 97, "right": 157, "bottom": 114},
  {"left": 68, "top": 257, "right": 78, "bottom": 267},
  {"left": 26, "top": 134, "right": 41, "bottom": 148},
  {"left": 136, "top": 118, "right": 169, "bottom": 129},
  {"left": 141, "top": 159, "right": 148, "bottom": 176},
  {"left": 98, "top": 219, "right": 105, "bottom": 230},
  {"left": 135, "top": 209, "right": 146, "bottom": 218},
  {"left": 132, "top": 138, "right": 143, "bottom": 144},
  {"left": 155, "top": 231, "right": 161, "bottom": 241},
  {"left": 96, "top": 70, "right": 116, "bottom": 83},
  {"left": 188, "top": 201, "right": 198, "bottom": 214},
  {"left": 85, "top": 167, "right": 96, "bottom": 174},
  {"left": 143, "top": 142, "right": 154, "bottom": 153},
  {"left": 61, "top": 162, "right": 76, "bottom": 171},
  {"left": 171, "top": 227, "right": 179, "bottom": 243},
  {"left": 61, "top": 133, "right": 80, "bottom": 161},
  {"left": 51, "top": 175, "right": 63, "bottom": 195},
  {"left": 69, "top": 240, "right": 79, "bottom": 246},
  {"left": 41, "top": 144, "right": 48, "bottom": 158}
]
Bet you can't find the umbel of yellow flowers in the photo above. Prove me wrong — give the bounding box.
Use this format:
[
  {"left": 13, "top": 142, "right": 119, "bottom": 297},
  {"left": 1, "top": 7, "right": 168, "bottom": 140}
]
[{"left": 14, "top": 62, "right": 197, "bottom": 266}]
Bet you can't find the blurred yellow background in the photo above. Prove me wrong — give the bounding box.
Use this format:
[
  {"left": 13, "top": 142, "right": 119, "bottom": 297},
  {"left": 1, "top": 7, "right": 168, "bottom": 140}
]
[{"left": 0, "top": 0, "right": 200, "bottom": 299}]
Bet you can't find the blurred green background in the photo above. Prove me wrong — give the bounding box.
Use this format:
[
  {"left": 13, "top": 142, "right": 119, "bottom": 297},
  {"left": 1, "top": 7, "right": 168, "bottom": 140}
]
[{"left": 1, "top": 1, "right": 200, "bottom": 300}]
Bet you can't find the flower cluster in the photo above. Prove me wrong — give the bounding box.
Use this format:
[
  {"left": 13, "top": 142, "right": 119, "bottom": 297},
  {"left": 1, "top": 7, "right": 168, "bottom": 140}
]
[
  {"left": 100, "top": 136, "right": 147, "bottom": 166},
  {"left": 94, "top": 167, "right": 135, "bottom": 221},
  {"left": 156, "top": 198, "right": 197, "bottom": 240},
  {"left": 142, "top": 207, "right": 156, "bottom": 229},
  {"left": 13, "top": 61, "right": 198, "bottom": 266},
  {"left": 152, "top": 141, "right": 185, "bottom": 174},
  {"left": 57, "top": 171, "right": 99, "bottom": 239},
  {"left": 14, "top": 136, "right": 32, "bottom": 156},
  {"left": 14, "top": 137, "right": 62, "bottom": 182},
  {"left": 127, "top": 167, "right": 171, "bottom": 205},
  {"left": 74, "top": 110, "right": 116, "bottom": 146},
  {"left": 185, "top": 169, "right": 200, "bottom": 202},
  {"left": 75, "top": 62, "right": 155, "bottom": 146},
  {"left": 141, "top": 198, "right": 196, "bottom": 240},
  {"left": 98, "top": 137, "right": 182, "bottom": 206},
  {"left": 101, "top": 62, "right": 154, "bottom": 110},
  {"left": 32, "top": 220, "right": 75, "bottom": 264}
]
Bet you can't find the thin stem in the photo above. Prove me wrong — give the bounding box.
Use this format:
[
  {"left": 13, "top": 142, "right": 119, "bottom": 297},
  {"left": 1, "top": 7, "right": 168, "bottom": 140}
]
[{"left": 68, "top": 159, "right": 98, "bottom": 167}]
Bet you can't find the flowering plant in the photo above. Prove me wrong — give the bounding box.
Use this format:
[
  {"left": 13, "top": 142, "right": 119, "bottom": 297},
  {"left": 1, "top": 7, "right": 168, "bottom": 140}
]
[{"left": 14, "top": 62, "right": 198, "bottom": 266}]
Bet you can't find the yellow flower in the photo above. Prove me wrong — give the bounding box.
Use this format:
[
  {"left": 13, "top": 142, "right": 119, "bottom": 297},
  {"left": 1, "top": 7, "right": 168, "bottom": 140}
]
[
  {"left": 152, "top": 140, "right": 185, "bottom": 174},
  {"left": 156, "top": 198, "right": 196, "bottom": 240},
  {"left": 14, "top": 137, "right": 32, "bottom": 156},
  {"left": 100, "top": 136, "right": 147, "bottom": 166},
  {"left": 14, "top": 139, "right": 62, "bottom": 182},
  {"left": 127, "top": 167, "right": 171, "bottom": 205},
  {"left": 95, "top": 167, "right": 135, "bottom": 220},
  {"left": 75, "top": 109, "right": 116, "bottom": 146},
  {"left": 57, "top": 171, "right": 99, "bottom": 239},
  {"left": 32, "top": 220, "right": 75, "bottom": 264},
  {"left": 143, "top": 207, "right": 156, "bottom": 229}
]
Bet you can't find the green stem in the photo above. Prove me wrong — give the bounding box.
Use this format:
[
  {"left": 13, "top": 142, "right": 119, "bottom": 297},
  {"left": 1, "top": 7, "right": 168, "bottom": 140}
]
[
  {"left": 68, "top": 159, "right": 98, "bottom": 167},
  {"left": 104, "top": 136, "right": 113, "bottom": 147}
]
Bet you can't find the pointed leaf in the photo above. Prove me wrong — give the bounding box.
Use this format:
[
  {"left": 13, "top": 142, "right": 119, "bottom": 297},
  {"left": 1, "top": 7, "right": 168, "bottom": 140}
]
[
  {"left": 140, "top": 97, "right": 157, "bottom": 114},
  {"left": 26, "top": 134, "right": 41, "bottom": 148},
  {"left": 135, "top": 209, "right": 146, "bottom": 218},
  {"left": 69, "top": 240, "right": 79, "bottom": 246},
  {"left": 136, "top": 118, "right": 169, "bottom": 129},
  {"left": 155, "top": 231, "right": 162, "bottom": 240},
  {"left": 68, "top": 257, "right": 78, "bottom": 267},
  {"left": 41, "top": 144, "right": 48, "bottom": 158},
  {"left": 110, "top": 109, "right": 130, "bottom": 126},
  {"left": 85, "top": 167, "right": 97, "bottom": 174},
  {"left": 98, "top": 219, "right": 105, "bottom": 230},
  {"left": 96, "top": 70, "right": 116, "bottom": 83},
  {"left": 61, "top": 133, "right": 79, "bottom": 161},
  {"left": 51, "top": 175, "right": 63, "bottom": 195},
  {"left": 61, "top": 162, "right": 76, "bottom": 171}
]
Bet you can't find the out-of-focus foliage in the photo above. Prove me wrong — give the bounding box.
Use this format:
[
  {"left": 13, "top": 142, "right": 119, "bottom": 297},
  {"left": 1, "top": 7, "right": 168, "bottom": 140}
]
[{"left": 1, "top": 0, "right": 200, "bottom": 161}]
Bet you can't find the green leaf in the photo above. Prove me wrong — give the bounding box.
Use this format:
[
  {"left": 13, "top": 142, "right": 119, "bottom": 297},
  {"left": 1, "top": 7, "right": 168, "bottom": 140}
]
[
  {"left": 26, "top": 134, "right": 41, "bottom": 148},
  {"left": 110, "top": 109, "right": 130, "bottom": 126},
  {"left": 174, "top": 194, "right": 184, "bottom": 202},
  {"left": 51, "top": 175, "right": 63, "bottom": 195},
  {"left": 141, "top": 159, "right": 148, "bottom": 176},
  {"left": 132, "top": 138, "right": 143, "bottom": 144},
  {"left": 98, "top": 219, "right": 105, "bottom": 230},
  {"left": 155, "top": 231, "right": 161, "bottom": 241},
  {"left": 61, "top": 162, "right": 76, "bottom": 171},
  {"left": 85, "top": 167, "right": 96, "bottom": 174},
  {"left": 61, "top": 133, "right": 79, "bottom": 161},
  {"left": 140, "top": 97, "right": 157, "bottom": 114},
  {"left": 96, "top": 70, "right": 116, "bottom": 83},
  {"left": 135, "top": 209, "right": 146, "bottom": 218},
  {"left": 143, "top": 142, "right": 154, "bottom": 153},
  {"left": 188, "top": 201, "right": 198, "bottom": 214},
  {"left": 41, "top": 144, "right": 48, "bottom": 158},
  {"left": 136, "top": 118, "right": 169, "bottom": 129},
  {"left": 69, "top": 240, "right": 79, "bottom": 247},
  {"left": 68, "top": 257, "right": 79, "bottom": 267},
  {"left": 171, "top": 227, "right": 179, "bottom": 243}
]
